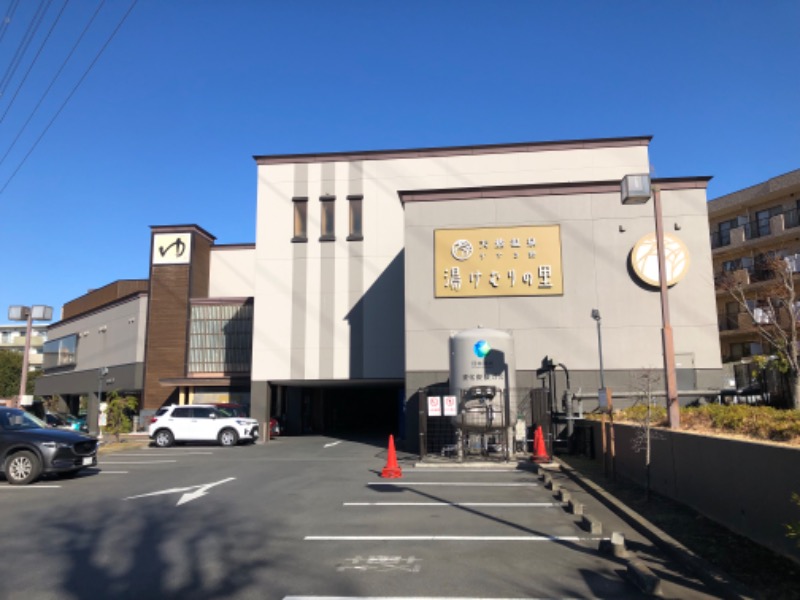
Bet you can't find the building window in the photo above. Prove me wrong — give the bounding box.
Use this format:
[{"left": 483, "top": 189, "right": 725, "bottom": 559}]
[
  {"left": 320, "top": 195, "right": 335, "bottom": 241},
  {"left": 292, "top": 197, "right": 308, "bottom": 243},
  {"left": 729, "top": 342, "right": 762, "bottom": 361},
  {"left": 722, "top": 259, "right": 741, "bottom": 272},
  {"left": 347, "top": 194, "right": 363, "bottom": 241},
  {"left": 718, "top": 218, "right": 737, "bottom": 246},
  {"left": 188, "top": 303, "right": 253, "bottom": 373}
]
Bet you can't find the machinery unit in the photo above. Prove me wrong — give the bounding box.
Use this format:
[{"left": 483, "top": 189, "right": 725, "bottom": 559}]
[{"left": 449, "top": 327, "right": 517, "bottom": 432}]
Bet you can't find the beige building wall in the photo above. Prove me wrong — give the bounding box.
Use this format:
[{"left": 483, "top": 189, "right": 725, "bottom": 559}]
[
  {"left": 404, "top": 184, "right": 720, "bottom": 378},
  {"left": 253, "top": 139, "right": 651, "bottom": 383},
  {"left": 209, "top": 246, "right": 256, "bottom": 298}
]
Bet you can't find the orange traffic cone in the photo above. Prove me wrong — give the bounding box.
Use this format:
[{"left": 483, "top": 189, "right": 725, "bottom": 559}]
[
  {"left": 381, "top": 434, "right": 403, "bottom": 478},
  {"left": 531, "top": 425, "right": 549, "bottom": 462}
]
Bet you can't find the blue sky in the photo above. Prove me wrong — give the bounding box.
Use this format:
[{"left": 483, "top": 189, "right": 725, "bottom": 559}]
[{"left": 1, "top": 0, "right": 798, "bottom": 322}]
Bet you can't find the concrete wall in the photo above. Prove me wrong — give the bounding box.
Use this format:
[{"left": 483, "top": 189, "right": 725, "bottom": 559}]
[
  {"left": 46, "top": 295, "right": 148, "bottom": 371},
  {"left": 583, "top": 420, "right": 800, "bottom": 563},
  {"left": 403, "top": 186, "right": 721, "bottom": 377},
  {"left": 35, "top": 295, "right": 148, "bottom": 397}
]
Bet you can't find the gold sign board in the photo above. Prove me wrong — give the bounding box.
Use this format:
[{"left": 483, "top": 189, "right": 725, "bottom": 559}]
[{"left": 434, "top": 225, "right": 563, "bottom": 297}]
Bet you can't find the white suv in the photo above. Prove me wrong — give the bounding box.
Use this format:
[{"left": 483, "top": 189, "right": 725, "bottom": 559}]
[{"left": 148, "top": 405, "right": 259, "bottom": 448}]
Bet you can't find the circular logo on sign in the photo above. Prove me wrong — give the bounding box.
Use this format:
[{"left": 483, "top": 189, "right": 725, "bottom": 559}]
[
  {"left": 631, "top": 232, "right": 690, "bottom": 287},
  {"left": 451, "top": 239, "right": 473, "bottom": 261},
  {"left": 473, "top": 340, "right": 491, "bottom": 358}
]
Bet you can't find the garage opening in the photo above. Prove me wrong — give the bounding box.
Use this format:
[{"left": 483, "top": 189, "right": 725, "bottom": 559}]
[{"left": 275, "top": 381, "right": 403, "bottom": 438}]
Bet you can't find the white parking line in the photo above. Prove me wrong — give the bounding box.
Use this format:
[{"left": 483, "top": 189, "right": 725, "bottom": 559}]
[
  {"left": 367, "top": 482, "right": 538, "bottom": 487},
  {"left": 284, "top": 597, "right": 559, "bottom": 600},
  {"left": 99, "top": 460, "right": 178, "bottom": 464},
  {"left": 0, "top": 485, "right": 61, "bottom": 489},
  {"left": 410, "top": 469, "right": 517, "bottom": 473},
  {"left": 98, "top": 471, "right": 129, "bottom": 474},
  {"left": 306, "top": 535, "right": 604, "bottom": 542},
  {"left": 108, "top": 452, "right": 214, "bottom": 457},
  {"left": 344, "top": 502, "right": 558, "bottom": 507}
]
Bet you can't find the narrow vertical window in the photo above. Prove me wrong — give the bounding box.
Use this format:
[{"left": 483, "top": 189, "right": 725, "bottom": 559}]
[
  {"left": 347, "top": 194, "right": 363, "bottom": 241},
  {"left": 292, "top": 196, "right": 308, "bottom": 242},
  {"left": 320, "top": 195, "right": 335, "bottom": 241}
]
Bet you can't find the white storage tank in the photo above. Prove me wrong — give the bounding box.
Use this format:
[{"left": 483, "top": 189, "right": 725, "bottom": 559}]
[{"left": 449, "top": 327, "right": 517, "bottom": 431}]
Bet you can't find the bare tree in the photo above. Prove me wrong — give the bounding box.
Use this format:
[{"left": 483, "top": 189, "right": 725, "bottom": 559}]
[
  {"left": 630, "top": 369, "right": 666, "bottom": 500},
  {"left": 722, "top": 254, "right": 800, "bottom": 410}
]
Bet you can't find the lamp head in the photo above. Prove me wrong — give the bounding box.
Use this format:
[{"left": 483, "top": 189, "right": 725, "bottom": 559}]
[
  {"left": 591, "top": 308, "right": 601, "bottom": 321},
  {"left": 621, "top": 174, "right": 652, "bottom": 205}
]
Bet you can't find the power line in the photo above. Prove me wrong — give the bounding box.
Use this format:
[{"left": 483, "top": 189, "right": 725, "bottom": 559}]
[
  {"left": 0, "top": 0, "right": 138, "bottom": 195},
  {"left": 0, "top": 0, "right": 68, "bottom": 124},
  {"left": 0, "top": 0, "right": 22, "bottom": 46},
  {"left": 0, "top": 0, "right": 106, "bottom": 169},
  {"left": 0, "top": 0, "right": 51, "bottom": 97}
]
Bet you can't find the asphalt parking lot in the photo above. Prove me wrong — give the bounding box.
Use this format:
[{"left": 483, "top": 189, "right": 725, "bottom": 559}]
[{"left": 0, "top": 435, "right": 734, "bottom": 599}]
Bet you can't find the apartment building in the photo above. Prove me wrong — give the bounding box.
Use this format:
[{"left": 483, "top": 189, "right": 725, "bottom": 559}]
[
  {"left": 708, "top": 168, "right": 800, "bottom": 388},
  {"left": 0, "top": 323, "right": 48, "bottom": 370}
]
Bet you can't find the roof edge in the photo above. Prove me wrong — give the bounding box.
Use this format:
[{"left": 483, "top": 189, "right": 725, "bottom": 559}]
[{"left": 254, "top": 135, "right": 653, "bottom": 165}]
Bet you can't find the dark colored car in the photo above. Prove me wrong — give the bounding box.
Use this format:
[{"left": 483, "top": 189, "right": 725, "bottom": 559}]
[{"left": 0, "top": 407, "right": 98, "bottom": 485}]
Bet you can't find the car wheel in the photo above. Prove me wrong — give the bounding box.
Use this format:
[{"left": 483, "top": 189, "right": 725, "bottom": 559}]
[
  {"left": 218, "top": 428, "right": 238, "bottom": 447},
  {"left": 154, "top": 429, "right": 174, "bottom": 448},
  {"left": 4, "top": 450, "right": 42, "bottom": 485}
]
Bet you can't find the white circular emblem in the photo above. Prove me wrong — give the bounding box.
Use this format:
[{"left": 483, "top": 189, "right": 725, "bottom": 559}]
[
  {"left": 451, "top": 239, "right": 473, "bottom": 261},
  {"left": 631, "top": 233, "right": 690, "bottom": 287}
]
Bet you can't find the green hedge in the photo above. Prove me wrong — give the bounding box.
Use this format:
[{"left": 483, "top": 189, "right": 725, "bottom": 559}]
[{"left": 598, "top": 404, "right": 800, "bottom": 444}]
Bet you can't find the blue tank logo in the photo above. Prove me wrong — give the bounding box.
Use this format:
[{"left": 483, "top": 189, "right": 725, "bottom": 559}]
[{"left": 473, "top": 340, "right": 491, "bottom": 358}]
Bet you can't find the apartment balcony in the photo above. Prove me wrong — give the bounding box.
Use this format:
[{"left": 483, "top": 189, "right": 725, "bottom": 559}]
[
  {"left": 714, "top": 268, "right": 751, "bottom": 290},
  {"left": 712, "top": 210, "right": 800, "bottom": 255}
]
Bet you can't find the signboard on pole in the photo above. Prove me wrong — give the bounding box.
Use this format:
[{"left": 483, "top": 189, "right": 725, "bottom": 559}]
[
  {"left": 443, "top": 395, "right": 458, "bottom": 416},
  {"left": 427, "top": 396, "right": 442, "bottom": 417}
]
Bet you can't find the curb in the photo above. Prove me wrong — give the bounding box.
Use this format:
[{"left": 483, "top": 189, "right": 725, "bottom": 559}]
[{"left": 554, "top": 456, "right": 757, "bottom": 600}]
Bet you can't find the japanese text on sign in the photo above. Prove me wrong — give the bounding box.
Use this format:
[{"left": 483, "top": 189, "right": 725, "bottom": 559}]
[
  {"left": 434, "top": 225, "right": 563, "bottom": 297},
  {"left": 427, "top": 396, "right": 442, "bottom": 417}
]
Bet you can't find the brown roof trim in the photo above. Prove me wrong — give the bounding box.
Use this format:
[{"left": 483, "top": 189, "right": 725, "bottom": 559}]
[
  {"left": 652, "top": 176, "right": 713, "bottom": 189},
  {"left": 400, "top": 180, "right": 618, "bottom": 203},
  {"left": 399, "top": 176, "right": 711, "bottom": 203},
  {"left": 254, "top": 136, "right": 653, "bottom": 165},
  {"left": 159, "top": 376, "right": 250, "bottom": 387},
  {"left": 150, "top": 224, "right": 216, "bottom": 243},
  {"left": 212, "top": 243, "right": 255, "bottom": 250},
  {"left": 190, "top": 297, "right": 253, "bottom": 306},
  {"left": 48, "top": 291, "right": 148, "bottom": 329}
]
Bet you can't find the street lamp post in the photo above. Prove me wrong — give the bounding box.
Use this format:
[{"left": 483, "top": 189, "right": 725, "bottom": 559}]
[
  {"left": 8, "top": 305, "right": 53, "bottom": 408},
  {"left": 621, "top": 174, "right": 680, "bottom": 429}
]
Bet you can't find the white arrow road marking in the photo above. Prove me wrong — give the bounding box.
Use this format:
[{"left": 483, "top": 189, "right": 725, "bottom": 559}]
[
  {"left": 324, "top": 441, "right": 342, "bottom": 448},
  {"left": 124, "top": 477, "right": 236, "bottom": 506}
]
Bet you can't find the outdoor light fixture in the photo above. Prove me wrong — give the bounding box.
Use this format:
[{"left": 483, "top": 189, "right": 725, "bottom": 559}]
[
  {"left": 620, "top": 173, "right": 652, "bottom": 205},
  {"left": 8, "top": 305, "right": 53, "bottom": 407},
  {"left": 620, "top": 174, "right": 680, "bottom": 429},
  {"left": 591, "top": 309, "right": 606, "bottom": 390}
]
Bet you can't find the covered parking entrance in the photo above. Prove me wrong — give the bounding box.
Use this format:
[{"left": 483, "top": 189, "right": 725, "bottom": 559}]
[{"left": 272, "top": 380, "right": 404, "bottom": 438}]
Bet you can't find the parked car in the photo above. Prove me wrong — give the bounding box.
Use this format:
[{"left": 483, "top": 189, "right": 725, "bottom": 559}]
[
  {"left": 0, "top": 407, "right": 98, "bottom": 485},
  {"left": 148, "top": 404, "right": 259, "bottom": 448},
  {"left": 45, "top": 412, "right": 89, "bottom": 433}
]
